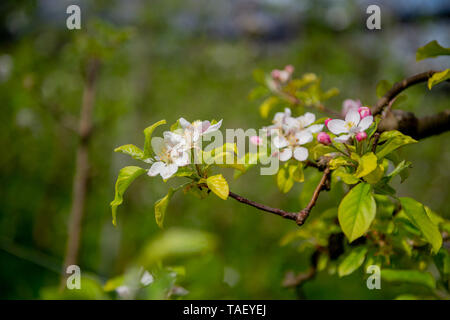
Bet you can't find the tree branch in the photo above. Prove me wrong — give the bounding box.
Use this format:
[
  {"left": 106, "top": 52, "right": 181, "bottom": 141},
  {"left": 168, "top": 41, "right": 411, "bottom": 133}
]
[
  {"left": 372, "top": 70, "right": 438, "bottom": 116},
  {"left": 228, "top": 167, "right": 331, "bottom": 226},
  {"left": 228, "top": 191, "right": 298, "bottom": 222},
  {"left": 296, "top": 167, "right": 331, "bottom": 225},
  {"left": 61, "top": 58, "right": 100, "bottom": 288}
]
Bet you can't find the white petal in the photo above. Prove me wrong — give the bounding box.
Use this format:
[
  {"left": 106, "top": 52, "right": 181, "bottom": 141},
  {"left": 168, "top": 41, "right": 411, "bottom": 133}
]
[
  {"left": 148, "top": 161, "right": 165, "bottom": 176},
  {"left": 358, "top": 115, "right": 373, "bottom": 131},
  {"left": 283, "top": 117, "right": 298, "bottom": 131},
  {"left": 173, "top": 151, "right": 190, "bottom": 166},
  {"left": 279, "top": 148, "right": 293, "bottom": 161},
  {"left": 163, "top": 131, "right": 184, "bottom": 146},
  {"left": 203, "top": 119, "right": 222, "bottom": 134},
  {"left": 201, "top": 120, "right": 211, "bottom": 133},
  {"left": 178, "top": 118, "right": 191, "bottom": 129},
  {"left": 160, "top": 164, "right": 178, "bottom": 180},
  {"left": 295, "top": 130, "right": 313, "bottom": 145},
  {"left": 273, "top": 112, "right": 284, "bottom": 124},
  {"left": 298, "top": 112, "right": 315, "bottom": 127},
  {"left": 293, "top": 147, "right": 308, "bottom": 161},
  {"left": 273, "top": 135, "right": 289, "bottom": 149},
  {"left": 284, "top": 108, "right": 291, "bottom": 117},
  {"left": 307, "top": 124, "right": 324, "bottom": 133},
  {"left": 334, "top": 134, "right": 351, "bottom": 143},
  {"left": 151, "top": 137, "right": 165, "bottom": 157},
  {"left": 345, "top": 110, "right": 360, "bottom": 125},
  {"left": 327, "top": 119, "right": 348, "bottom": 135}
]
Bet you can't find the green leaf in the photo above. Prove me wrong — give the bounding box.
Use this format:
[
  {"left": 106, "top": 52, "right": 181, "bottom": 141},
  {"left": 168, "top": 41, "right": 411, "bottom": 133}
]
[
  {"left": 114, "top": 144, "right": 145, "bottom": 160},
  {"left": 381, "top": 269, "right": 435, "bottom": 289},
  {"left": 333, "top": 167, "right": 360, "bottom": 185},
  {"left": 416, "top": 40, "right": 450, "bottom": 61},
  {"left": 428, "top": 69, "right": 450, "bottom": 90},
  {"left": 329, "top": 156, "right": 353, "bottom": 170},
  {"left": 143, "top": 120, "right": 166, "bottom": 158},
  {"left": 154, "top": 188, "right": 176, "bottom": 229},
  {"left": 434, "top": 248, "right": 450, "bottom": 278},
  {"left": 310, "top": 144, "right": 335, "bottom": 160},
  {"left": 399, "top": 197, "right": 442, "bottom": 254},
  {"left": 386, "top": 160, "right": 411, "bottom": 183},
  {"left": 355, "top": 152, "right": 378, "bottom": 178},
  {"left": 259, "top": 96, "right": 279, "bottom": 118},
  {"left": 363, "top": 164, "right": 384, "bottom": 184},
  {"left": 376, "top": 80, "right": 392, "bottom": 98},
  {"left": 338, "top": 183, "right": 376, "bottom": 242},
  {"left": 338, "top": 246, "right": 368, "bottom": 277},
  {"left": 376, "top": 130, "right": 417, "bottom": 159},
  {"left": 277, "top": 165, "right": 294, "bottom": 193},
  {"left": 110, "top": 166, "right": 146, "bottom": 226},
  {"left": 206, "top": 174, "right": 229, "bottom": 200}
]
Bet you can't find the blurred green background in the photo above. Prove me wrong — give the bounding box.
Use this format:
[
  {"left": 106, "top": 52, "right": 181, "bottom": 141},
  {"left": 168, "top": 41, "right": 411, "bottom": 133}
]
[{"left": 0, "top": 0, "right": 449, "bottom": 299}]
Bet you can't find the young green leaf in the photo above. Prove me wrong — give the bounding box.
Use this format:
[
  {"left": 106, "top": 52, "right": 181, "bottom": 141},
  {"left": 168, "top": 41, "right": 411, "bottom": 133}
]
[
  {"left": 399, "top": 197, "right": 442, "bottom": 254},
  {"left": 114, "top": 144, "right": 145, "bottom": 160},
  {"left": 338, "top": 246, "right": 368, "bottom": 277},
  {"left": 416, "top": 40, "right": 450, "bottom": 61},
  {"left": 363, "top": 164, "right": 384, "bottom": 184},
  {"left": 376, "top": 130, "right": 417, "bottom": 159},
  {"left": 355, "top": 152, "right": 378, "bottom": 178},
  {"left": 338, "top": 183, "right": 376, "bottom": 242},
  {"left": 154, "top": 188, "right": 175, "bottom": 228},
  {"left": 381, "top": 269, "right": 435, "bottom": 289},
  {"left": 110, "top": 166, "right": 147, "bottom": 226},
  {"left": 206, "top": 174, "right": 229, "bottom": 200},
  {"left": 143, "top": 120, "right": 166, "bottom": 158},
  {"left": 428, "top": 69, "right": 450, "bottom": 90},
  {"left": 333, "top": 167, "right": 360, "bottom": 185}
]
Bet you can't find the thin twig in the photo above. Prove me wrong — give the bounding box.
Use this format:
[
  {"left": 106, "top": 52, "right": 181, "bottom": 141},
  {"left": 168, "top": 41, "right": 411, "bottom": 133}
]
[
  {"left": 228, "top": 191, "right": 298, "bottom": 222},
  {"left": 296, "top": 167, "right": 331, "bottom": 225},
  {"left": 371, "top": 132, "right": 380, "bottom": 153}
]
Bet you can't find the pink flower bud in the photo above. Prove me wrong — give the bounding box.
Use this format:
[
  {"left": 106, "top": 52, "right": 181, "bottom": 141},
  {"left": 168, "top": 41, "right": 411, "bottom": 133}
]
[
  {"left": 356, "top": 131, "right": 367, "bottom": 142},
  {"left": 250, "top": 135, "right": 263, "bottom": 146},
  {"left": 358, "top": 106, "right": 371, "bottom": 119},
  {"left": 284, "top": 64, "right": 294, "bottom": 74},
  {"left": 324, "top": 118, "right": 332, "bottom": 128},
  {"left": 317, "top": 132, "right": 332, "bottom": 145},
  {"left": 342, "top": 99, "right": 362, "bottom": 117},
  {"left": 271, "top": 69, "right": 281, "bottom": 80}
]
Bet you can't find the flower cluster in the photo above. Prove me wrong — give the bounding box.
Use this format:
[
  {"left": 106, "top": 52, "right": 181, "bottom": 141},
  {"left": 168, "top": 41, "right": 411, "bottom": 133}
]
[
  {"left": 148, "top": 118, "right": 222, "bottom": 179},
  {"left": 315, "top": 100, "right": 373, "bottom": 145},
  {"left": 264, "top": 108, "right": 323, "bottom": 161}
]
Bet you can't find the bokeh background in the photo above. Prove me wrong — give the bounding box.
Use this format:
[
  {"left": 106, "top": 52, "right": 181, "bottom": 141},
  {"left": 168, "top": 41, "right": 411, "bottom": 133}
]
[{"left": 1, "top": 0, "right": 449, "bottom": 299}]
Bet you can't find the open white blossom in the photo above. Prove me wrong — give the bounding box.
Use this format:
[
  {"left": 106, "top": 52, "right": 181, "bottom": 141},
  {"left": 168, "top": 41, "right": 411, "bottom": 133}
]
[
  {"left": 327, "top": 110, "right": 373, "bottom": 143},
  {"left": 148, "top": 131, "right": 190, "bottom": 180},
  {"left": 178, "top": 118, "right": 222, "bottom": 145},
  {"left": 265, "top": 108, "right": 322, "bottom": 162}
]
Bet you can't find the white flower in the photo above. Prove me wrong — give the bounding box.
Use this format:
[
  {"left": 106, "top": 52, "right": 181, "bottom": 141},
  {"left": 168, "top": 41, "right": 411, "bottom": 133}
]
[
  {"left": 273, "top": 130, "right": 312, "bottom": 162},
  {"left": 327, "top": 110, "right": 373, "bottom": 143},
  {"left": 148, "top": 131, "right": 190, "bottom": 180},
  {"left": 178, "top": 118, "right": 222, "bottom": 144},
  {"left": 265, "top": 109, "right": 323, "bottom": 162},
  {"left": 265, "top": 108, "right": 323, "bottom": 136}
]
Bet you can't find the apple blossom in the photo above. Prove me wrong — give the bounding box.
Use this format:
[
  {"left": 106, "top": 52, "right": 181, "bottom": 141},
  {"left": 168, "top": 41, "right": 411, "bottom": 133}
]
[
  {"left": 273, "top": 130, "right": 311, "bottom": 161},
  {"left": 327, "top": 109, "right": 373, "bottom": 143},
  {"left": 178, "top": 117, "right": 222, "bottom": 145},
  {"left": 325, "top": 118, "right": 332, "bottom": 128},
  {"left": 148, "top": 131, "right": 190, "bottom": 180},
  {"left": 317, "top": 132, "right": 332, "bottom": 145},
  {"left": 358, "top": 106, "right": 371, "bottom": 119}
]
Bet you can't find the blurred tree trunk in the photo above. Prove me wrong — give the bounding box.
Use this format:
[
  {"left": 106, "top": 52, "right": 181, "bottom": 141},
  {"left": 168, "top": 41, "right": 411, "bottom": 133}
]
[{"left": 60, "top": 58, "right": 100, "bottom": 288}]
